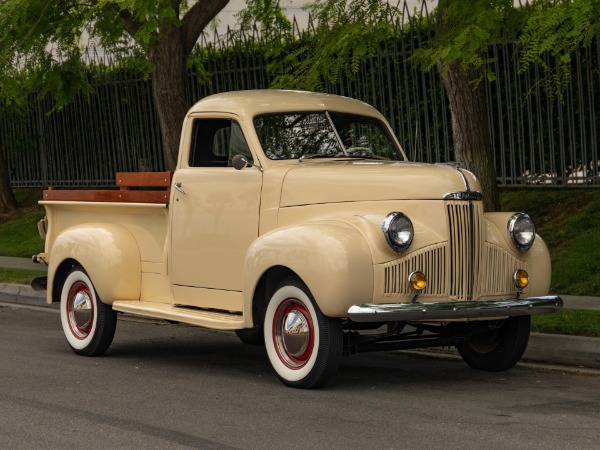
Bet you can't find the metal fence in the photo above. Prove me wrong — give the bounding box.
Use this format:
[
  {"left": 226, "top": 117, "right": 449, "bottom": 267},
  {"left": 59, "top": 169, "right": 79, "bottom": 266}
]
[{"left": 1, "top": 4, "right": 599, "bottom": 188}]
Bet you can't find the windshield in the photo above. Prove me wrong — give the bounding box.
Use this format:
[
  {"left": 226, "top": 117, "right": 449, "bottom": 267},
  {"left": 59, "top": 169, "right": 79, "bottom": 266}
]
[{"left": 254, "top": 111, "right": 404, "bottom": 161}]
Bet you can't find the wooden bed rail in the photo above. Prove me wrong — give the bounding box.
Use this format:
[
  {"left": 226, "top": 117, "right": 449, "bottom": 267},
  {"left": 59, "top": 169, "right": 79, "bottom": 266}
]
[{"left": 43, "top": 172, "right": 173, "bottom": 204}]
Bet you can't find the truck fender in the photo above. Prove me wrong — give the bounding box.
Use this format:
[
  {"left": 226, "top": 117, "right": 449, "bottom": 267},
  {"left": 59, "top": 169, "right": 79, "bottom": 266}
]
[
  {"left": 243, "top": 221, "right": 374, "bottom": 322},
  {"left": 48, "top": 223, "right": 141, "bottom": 305},
  {"left": 485, "top": 213, "right": 551, "bottom": 296}
]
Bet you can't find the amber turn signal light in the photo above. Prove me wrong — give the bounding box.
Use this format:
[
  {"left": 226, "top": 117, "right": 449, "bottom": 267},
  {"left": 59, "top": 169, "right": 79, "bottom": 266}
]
[
  {"left": 408, "top": 271, "right": 427, "bottom": 292},
  {"left": 513, "top": 269, "right": 529, "bottom": 290}
]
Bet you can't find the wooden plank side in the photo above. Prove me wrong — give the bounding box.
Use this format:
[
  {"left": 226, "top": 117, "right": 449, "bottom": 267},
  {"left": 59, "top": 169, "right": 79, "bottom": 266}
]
[
  {"left": 116, "top": 171, "right": 173, "bottom": 188},
  {"left": 43, "top": 189, "right": 171, "bottom": 204}
]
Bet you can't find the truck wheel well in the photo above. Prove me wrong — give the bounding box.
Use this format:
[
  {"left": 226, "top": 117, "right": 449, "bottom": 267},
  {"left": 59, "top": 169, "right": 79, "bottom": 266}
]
[
  {"left": 51, "top": 258, "right": 79, "bottom": 304},
  {"left": 252, "top": 266, "right": 298, "bottom": 327}
]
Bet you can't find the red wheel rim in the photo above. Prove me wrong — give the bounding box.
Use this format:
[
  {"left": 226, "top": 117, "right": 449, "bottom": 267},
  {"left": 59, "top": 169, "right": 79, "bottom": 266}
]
[
  {"left": 272, "top": 298, "right": 315, "bottom": 369},
  {"left": 66, "top": 280, "right": 95, "bottom": 340}
]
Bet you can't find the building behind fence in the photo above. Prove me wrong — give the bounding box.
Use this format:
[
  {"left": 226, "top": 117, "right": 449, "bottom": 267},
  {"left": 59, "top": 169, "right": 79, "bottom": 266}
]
[{"left": 1, "top": 5, "right": 599, "bottom": 188}]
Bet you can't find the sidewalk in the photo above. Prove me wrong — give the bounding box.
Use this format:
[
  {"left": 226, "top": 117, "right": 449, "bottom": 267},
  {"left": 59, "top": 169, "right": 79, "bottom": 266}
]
[
  {"left": 0, "top": 256, "right": 46, "bottom": 271},
  {"left": 1, "top": 257, "right": 599, "bottom": 369}
]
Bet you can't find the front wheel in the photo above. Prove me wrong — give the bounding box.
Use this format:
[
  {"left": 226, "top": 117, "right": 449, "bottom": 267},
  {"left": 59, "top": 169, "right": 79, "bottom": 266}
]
[
  {"left": 60, "top": 265, "right": 117, "bottom": 356},
  {"left": 264, "top": 277, "right": 343, "bottom": 389},
  {"left": 457, "top": 316, "right": 531, "bottom": 371}
]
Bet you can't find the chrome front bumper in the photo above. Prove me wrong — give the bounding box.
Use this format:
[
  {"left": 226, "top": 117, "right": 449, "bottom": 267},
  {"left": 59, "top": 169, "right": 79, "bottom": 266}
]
[{"left": 347, "top": 295, "right": 563, "bottom": 323}]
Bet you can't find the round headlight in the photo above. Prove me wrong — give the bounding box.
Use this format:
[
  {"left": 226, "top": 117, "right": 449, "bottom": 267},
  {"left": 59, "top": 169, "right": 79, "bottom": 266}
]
[
  {"left": 382, "top": 212, "right": 414, "bottom": 253},
  {"left": 508, "top": 213, "right": 536, "bottom": 252}
]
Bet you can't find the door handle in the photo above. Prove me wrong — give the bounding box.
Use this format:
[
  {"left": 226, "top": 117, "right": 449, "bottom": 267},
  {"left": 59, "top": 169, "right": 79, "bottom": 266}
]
[{"left": 174, "top": 182, "right": 187, "bottom": 195}]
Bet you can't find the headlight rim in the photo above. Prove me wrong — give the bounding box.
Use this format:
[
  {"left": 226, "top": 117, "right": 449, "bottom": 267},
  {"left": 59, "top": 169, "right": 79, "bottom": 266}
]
[
  {"left": 508, "top": 212, "right": 536, "bottom": 253},
  {"left": 382, "top": 211, "right": 414, "bottom": 253}
]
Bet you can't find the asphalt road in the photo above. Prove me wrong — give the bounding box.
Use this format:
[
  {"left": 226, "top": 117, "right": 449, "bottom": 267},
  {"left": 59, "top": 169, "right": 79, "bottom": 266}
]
[{"left": 1, "top": 304, "right": 598, "bottom": 450}]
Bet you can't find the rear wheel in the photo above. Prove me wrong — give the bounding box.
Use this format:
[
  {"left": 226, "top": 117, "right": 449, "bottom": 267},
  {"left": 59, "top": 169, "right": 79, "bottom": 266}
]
[
  {"left": 264, "top": 277, "right": 343, "bottom": 389},
  {"left": 457, "top": 316, "right": 531, "bottom": 371},
  {"left": 60, "top": 265, "right": 117, "bottom": 356}
]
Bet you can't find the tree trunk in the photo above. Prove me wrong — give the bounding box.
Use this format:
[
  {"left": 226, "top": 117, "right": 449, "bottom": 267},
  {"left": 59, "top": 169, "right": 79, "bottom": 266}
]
[
  {"left": 148, "top": 30, "right": 189, "bottom": 171},
  {"left": 0, "top": 152, "right": 17, "bottom": 213},
  {"left": 437, "top": 61, "right": 500, "bottom": 212}
]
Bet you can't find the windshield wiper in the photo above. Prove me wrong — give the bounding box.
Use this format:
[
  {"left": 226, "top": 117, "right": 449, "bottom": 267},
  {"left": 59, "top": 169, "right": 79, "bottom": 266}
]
[
  {"left": 299, "top": 153, "right": 336, "bottom": 161},
  {"left": 337, "top": 154, "right": 389, "bottom": 160}
]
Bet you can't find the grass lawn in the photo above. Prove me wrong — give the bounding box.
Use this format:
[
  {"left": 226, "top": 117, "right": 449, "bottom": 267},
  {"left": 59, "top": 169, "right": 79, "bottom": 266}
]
[
  {"left": 501, "top": 188, "right": 600, "bottom": 296},
  {"left": 0, "top": 268, "right": 48, "bottom": 285},
  {"left": 531, "top": 309, "right": 600, "bottom": 338},
  {"left": 0, "top": 189, "right": 45, "bottom": 257}
]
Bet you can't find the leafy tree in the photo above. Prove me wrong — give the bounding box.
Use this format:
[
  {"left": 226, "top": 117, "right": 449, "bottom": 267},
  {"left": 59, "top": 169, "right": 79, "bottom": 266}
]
[
  {"left": 0, "top": 0, "right": 229, "bottom": 212},
  {"left": 248, "top": 0, "right": 599, "bottom": 212},
  {"left": 518, "top": 0, "right": 600, "bottom": 100},
  {"left": 410, "top": 0, "right": 520, "bottom": 212}
]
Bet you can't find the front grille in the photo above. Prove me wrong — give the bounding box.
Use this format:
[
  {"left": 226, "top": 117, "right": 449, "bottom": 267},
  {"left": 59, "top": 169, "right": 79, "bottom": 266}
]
[
  {"left": 382, "top": 200, "right": 522, "bottom": 300},
  {"left": 446, "top": 200, "right": 483, "bottom": 300}
]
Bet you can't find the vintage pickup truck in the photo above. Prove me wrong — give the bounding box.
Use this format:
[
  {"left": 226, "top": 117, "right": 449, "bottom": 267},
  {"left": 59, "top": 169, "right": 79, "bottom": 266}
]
[{"left": 34, "top": 90, "right": 562, "bottom": 388}]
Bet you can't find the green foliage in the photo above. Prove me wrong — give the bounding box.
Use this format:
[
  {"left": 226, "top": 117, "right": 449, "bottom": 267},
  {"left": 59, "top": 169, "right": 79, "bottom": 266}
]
[
  {"left": 249, "top": 0, "right": 398, "bottom": 91},
  {"left": 518, "top": 0, "right": 600, "bottom": 101},
  {"left": 0, "top": 0, "right": 189, "bottom": 113},
  {"left": 237, "top": 0, "right": 293, "bottom": 45},
  {"left": 501, "top": 189, "right": 600, "bottom": 296},
  {"left": 410, "top": 0, "right": 517, "bottom": 85}
]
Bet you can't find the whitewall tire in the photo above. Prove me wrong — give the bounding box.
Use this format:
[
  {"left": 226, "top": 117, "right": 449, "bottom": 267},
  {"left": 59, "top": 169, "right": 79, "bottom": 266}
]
[
  {"left": 60, "top": 265, "right": 117, "bottom": 356},
  {"left": 264, "top": 277, "right": 343, "bottom": 389}
]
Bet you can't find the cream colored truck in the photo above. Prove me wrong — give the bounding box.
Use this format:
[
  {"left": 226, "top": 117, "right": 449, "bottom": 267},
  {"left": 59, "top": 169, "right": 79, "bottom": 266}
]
[{"left": 34, "top": 90, "right": 562, "bottom": 389}]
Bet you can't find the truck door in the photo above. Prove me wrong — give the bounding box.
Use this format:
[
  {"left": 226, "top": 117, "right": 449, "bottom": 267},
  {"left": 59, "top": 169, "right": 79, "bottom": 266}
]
[{"left": 170, "top": 117, "right": 262, "bottom": 311}]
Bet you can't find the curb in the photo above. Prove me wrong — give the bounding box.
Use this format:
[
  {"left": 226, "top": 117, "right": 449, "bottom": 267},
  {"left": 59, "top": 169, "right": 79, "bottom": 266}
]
[
  {"left": 0, "top": 283, "right": 47, "bottom": 304},
  {"left": 0, "top": 282, "right": 599, "bottom": 370},
  {"left": 524, "top": 333, "right": 600, "bottom": 369}
]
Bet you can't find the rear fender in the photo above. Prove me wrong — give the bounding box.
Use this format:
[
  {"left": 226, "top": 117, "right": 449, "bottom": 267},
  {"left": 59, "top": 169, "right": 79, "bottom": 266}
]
[{"left": 47, "top": 224, "right": 141, "bottom": 304}]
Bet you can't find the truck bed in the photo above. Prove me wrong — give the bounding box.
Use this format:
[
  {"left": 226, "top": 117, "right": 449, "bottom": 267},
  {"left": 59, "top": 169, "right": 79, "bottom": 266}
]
[{"left": 42, "top": 172, "right": 172, "bottom": 204}]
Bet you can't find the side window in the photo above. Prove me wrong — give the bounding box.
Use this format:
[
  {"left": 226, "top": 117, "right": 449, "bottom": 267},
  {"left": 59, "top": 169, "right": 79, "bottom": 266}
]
[{"left": 189, "top": 119, "right": 253, "bottom": 167}]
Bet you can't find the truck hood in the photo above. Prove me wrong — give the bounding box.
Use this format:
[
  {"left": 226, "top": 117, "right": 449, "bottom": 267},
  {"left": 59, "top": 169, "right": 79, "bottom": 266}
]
[{"left": 279, "top": 160, "right": 471, "bottom": 207}]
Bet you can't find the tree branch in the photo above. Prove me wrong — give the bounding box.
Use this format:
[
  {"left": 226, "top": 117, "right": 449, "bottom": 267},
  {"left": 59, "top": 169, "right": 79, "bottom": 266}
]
[
  {"left": 117, "top": 7, "right": 141, "bottom": 39},
  {"left": 89, "top": 0, "right": 142, "bottom": 40},
  {"left": 181, "top": 0, "right": 230, "bottom": 55}
]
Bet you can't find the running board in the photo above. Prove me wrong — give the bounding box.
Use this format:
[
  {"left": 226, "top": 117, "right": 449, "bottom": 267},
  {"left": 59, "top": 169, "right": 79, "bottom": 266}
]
[{"left": 111, "top": 301, "right": 244, "bottom": 330}]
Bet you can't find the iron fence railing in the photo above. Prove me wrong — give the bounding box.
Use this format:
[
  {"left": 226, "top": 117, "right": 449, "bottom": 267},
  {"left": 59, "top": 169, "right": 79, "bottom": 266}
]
[{"left": 1, "top": 3, "right": 599, "bottom": 188}]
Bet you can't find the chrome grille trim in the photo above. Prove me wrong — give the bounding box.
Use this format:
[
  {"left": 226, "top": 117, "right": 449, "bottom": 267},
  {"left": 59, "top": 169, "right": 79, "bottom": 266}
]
[{"left": 446, "top": 200, "right": 484, "bottom": 300}]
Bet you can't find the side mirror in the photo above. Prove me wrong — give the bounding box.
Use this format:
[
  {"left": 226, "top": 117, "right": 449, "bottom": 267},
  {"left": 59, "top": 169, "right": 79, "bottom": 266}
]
[
  {"left": 232, "top": 154, "right": 263, "bottom": 172},
  {"left": 232, "top": 154, "right": 249, "bottom": 170}
]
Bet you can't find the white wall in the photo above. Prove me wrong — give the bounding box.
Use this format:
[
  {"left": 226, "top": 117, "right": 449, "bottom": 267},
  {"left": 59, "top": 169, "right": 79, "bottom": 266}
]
[
  {"left": 212, "top": 0, "right": 430, "bottom": 36},
  {"left": 213, "top": 0, "right": 312, "bottom": 35}
]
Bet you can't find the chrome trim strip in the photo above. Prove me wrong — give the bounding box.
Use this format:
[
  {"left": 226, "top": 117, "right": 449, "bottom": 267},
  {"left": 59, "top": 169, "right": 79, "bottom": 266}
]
[
  {"left": 347, "top": 296, "right": 563, "bottom": 322},
  {"left": 325, "top": 111, "right": 347, "bottom": 155},
  {"left": 437, "top": 162, "right": 471, "bottom": 192},
  {"left": 443, "top": 191, "right": 483, "bottom": 201},
  {"left": 456, "top": 168, "right": 470, "bottom": 191}
]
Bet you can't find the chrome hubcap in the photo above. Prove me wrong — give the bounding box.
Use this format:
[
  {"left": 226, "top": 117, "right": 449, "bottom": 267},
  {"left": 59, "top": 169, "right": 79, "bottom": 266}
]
[
  {"left": 282, "top": 310, "right": 311, "bottom": 357},
  {"left": 273, "top": 298, "right": 314, "bottom": 369},
  {"left": 67, "top": 281, "right": 94, "bottom": 339}
]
